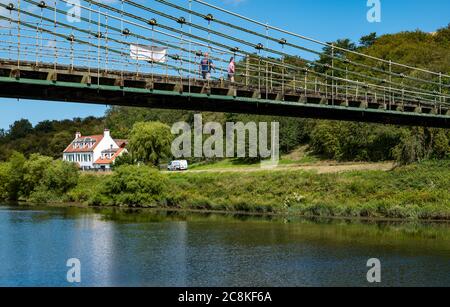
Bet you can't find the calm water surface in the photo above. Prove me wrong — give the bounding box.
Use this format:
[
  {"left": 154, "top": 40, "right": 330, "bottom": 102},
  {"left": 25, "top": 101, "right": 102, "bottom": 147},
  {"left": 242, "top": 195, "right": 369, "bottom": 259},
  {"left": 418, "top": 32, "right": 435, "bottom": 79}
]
[{"left": 0, "top": 204, "right": 449, "bottom": 287}]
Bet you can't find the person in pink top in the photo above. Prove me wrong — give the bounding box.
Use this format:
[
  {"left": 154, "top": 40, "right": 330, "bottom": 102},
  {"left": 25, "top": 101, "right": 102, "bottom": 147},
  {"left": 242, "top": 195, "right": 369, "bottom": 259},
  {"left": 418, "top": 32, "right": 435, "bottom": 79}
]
[{"left": 227, "top": 57, "right": 235, "bottom": 83}]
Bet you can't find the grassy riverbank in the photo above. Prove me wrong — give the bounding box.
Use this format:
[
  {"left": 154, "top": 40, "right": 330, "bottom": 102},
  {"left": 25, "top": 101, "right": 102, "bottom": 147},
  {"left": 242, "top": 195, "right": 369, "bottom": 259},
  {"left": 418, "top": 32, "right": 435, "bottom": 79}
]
[
  {"left": 64, "top": 160, "right": 450, "bottom": 221},
  {"left": 1, "top": 153, "right": 449, "bottom": 220}
]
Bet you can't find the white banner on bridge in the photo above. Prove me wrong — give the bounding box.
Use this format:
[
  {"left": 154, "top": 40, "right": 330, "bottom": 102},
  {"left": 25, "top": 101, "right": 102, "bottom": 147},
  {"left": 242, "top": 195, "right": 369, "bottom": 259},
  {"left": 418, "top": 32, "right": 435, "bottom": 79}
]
[{"left": 129, "top": 45, "right": 167, "bottom": 63}]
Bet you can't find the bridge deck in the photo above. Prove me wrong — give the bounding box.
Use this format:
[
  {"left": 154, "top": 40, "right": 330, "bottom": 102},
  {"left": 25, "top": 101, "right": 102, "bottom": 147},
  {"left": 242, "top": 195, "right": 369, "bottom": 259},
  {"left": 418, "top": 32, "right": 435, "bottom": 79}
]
[{"left": 0, "top": 59, "right": 449, "bottom": 128}]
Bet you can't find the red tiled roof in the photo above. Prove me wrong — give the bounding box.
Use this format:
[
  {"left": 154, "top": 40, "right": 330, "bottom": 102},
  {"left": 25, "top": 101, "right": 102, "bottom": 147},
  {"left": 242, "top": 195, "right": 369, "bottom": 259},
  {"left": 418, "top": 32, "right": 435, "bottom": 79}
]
[
  {"left": 63, "top": 135, "right": 103, "bottom": 153},
  {"left": 94, "top": 148, "right": 125, "bottom": 165},
  {"left": 114, "top": 139, "right": 128, "bottom": 148}
]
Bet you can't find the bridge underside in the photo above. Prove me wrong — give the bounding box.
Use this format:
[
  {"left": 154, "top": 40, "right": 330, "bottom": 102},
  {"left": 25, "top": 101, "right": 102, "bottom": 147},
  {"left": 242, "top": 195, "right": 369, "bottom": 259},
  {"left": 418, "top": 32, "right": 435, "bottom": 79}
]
[{"left": 0, "top": 60, "right": 449, "bottom": 128}]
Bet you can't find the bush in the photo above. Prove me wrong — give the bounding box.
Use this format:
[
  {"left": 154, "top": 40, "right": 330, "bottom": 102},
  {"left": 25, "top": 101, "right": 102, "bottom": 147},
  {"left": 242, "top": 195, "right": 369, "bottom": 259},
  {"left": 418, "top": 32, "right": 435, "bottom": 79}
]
[
  {"left": 23, "top": 154, "right": 53, "bottom": 197},
  {"left": 5, "top": 152, "right": 26, "bottom": 201},
  {"left": 0, "top": 153, "right": 80, "bottom": 202},
  {"left": 29, "top": 159, "right": 79, "bottom": 202},
  {"left": 103, "top": 165, "right": 168, "bottom": 206},
  {"left": 0, "top": 162, "right": 10, "bottom": 200},
  {"left": 41, "top": 160, "right": 79, "bottom": 194}
]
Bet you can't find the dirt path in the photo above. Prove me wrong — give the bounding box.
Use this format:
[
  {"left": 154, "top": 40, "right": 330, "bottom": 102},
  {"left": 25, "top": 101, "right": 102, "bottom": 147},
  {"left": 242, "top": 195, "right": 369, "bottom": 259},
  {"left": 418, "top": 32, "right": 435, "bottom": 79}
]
[{"left": 168, "top": 162, "right": 396, "bottom": 174}]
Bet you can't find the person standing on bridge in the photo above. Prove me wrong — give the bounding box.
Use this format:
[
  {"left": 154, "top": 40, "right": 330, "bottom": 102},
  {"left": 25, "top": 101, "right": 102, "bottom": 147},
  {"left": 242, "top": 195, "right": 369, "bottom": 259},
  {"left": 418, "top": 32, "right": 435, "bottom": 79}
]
[
  {"left": 200, "top": 52, "right": 215, "bottom": 80},
  {"left": 228, "top": 57, "right": 235, "bottom": 83}
]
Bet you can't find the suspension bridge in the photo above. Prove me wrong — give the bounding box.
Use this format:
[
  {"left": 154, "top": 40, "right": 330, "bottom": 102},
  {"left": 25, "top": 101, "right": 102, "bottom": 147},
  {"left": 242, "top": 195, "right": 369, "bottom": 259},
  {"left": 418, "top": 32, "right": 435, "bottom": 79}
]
[{"left": 0, "top": 0, "right": 449, "bottom": 128}]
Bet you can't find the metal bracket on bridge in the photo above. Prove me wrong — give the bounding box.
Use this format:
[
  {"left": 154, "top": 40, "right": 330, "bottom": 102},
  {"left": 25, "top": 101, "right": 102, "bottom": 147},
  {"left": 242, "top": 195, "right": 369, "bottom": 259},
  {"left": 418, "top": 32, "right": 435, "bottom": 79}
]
[
  {"left": 378, "top": 103, "right": 387, "bottom": 110},
  {"left": 299, "top": 96, "right": 307, "bottom": 104},
  {"left": 174, "top": 83, "right": 183, "bottom": 94},
  {"left": 341, "top": 99, "right": 349, "bottom": 107},
  {"left": 10, "top": 69, "right": 20, "bottom": 79},
  {"left": 227, "top": 88, "right": 237, "bottom": 97},
  {"left": 46, "top": 71, "right": 57, "bottom": 82},
  {"left": 252, "top": 90, "right": 261, "bottom": 99},
  {"left": 145, "top": 81, "right": 154, "bottom": 90},
  {"left": 320, "top": 97, "right": 328, "bottom": 105},
  {"left": 201, "top": 85, "right": 211, "bottom": 95},
  {"left": 81, "top": 74, "right": 91, "bottom": 85},
  {"left": 114, "top": 78, "right": 125, "bottom": 88}
]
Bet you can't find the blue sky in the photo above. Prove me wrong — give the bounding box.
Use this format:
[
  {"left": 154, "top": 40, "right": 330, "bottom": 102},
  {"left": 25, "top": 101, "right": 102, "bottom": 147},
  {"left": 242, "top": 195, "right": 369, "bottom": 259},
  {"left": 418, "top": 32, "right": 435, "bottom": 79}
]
[{"left": 1, "top": 0, "right": 449, "bottom": 130}]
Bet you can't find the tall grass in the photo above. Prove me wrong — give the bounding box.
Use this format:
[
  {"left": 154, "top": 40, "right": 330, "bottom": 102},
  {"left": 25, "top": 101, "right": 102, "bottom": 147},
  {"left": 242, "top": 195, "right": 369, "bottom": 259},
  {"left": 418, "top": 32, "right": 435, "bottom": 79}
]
[{"left": 26, "top": 160, "right": 450, "bottom": 221}]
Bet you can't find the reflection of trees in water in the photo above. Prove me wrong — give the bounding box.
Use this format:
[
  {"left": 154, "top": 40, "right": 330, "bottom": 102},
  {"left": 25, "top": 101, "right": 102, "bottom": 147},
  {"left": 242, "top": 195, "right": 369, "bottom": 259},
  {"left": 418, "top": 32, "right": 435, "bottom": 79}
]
[{"left": 5, "top": 204, "right": 449, "bottom": 255}]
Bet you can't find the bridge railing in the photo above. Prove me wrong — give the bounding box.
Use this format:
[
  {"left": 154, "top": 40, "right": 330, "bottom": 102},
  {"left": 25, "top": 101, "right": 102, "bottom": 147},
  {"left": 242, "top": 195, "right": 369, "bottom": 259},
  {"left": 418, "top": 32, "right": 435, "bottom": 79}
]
[{"left": 0, "top": 0, "right": 449, "bottom": 114}]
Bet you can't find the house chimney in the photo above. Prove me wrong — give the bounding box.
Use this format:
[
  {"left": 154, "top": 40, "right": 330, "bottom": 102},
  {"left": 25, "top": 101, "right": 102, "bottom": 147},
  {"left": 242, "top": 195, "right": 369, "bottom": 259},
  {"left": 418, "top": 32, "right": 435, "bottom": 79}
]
[
  {"left": 75, "top": 131, "right": 81, "bottom": 139},
  {"left": 104, "top": 129, "right": 110, "bottom": 138}
]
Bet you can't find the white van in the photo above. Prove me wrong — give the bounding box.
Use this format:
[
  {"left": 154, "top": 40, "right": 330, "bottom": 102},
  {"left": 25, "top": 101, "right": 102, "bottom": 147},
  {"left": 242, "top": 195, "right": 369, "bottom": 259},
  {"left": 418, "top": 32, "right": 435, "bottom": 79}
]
[{"left": 167, "top": 160, "right": 188, "bottom": 171}]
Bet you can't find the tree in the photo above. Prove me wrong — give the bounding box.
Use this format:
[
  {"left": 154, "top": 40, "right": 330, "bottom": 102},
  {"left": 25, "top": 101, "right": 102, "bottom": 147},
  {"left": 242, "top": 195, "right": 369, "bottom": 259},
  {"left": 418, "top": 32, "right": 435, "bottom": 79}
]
[
  {"left": 0, "top": 162, "right": 10, "bottom": 199},
  {"left": 128, "top": 122, "right": 173, "bottom": 166},
  {"left": 359, "top": 32, "right": 377, "bottom": 48},
  {"left": 34, "top": 120, "right": 55, "bottom": 134},
  {"left": 9, "top": 119, "right": 33, "bottom": 140},
  {"left": 48, "top": 131, "right": 74, "bottom": 159},
  {"left": 23, "top": 154, "right": 53, "bottom": 197},
  {"left": 103, "top": 165, "right": 168, "bottom": 206},
  {"left": 6, "top": 151, "right": 26, "bottom": 200},
  {"left": 42, "top": 160, "right": 79, "bottom": 194},
  {"left": 112, "top": 152, "right": 134, "bottom": 168},
  {"left": 315, "top": 39, "right": 357, "bottom": 73},
  {"left": 106, "top": 106, "right": 191, "bottom": 138}
]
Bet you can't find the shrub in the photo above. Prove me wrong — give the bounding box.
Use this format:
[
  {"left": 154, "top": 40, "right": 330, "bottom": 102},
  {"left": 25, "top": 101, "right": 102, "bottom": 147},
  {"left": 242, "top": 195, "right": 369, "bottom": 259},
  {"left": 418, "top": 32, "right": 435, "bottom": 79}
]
[
  {"left": 103, "top": 165, "right": 168, "bottom": 206},
  {"left": 0, "top": 162, "right": 10, "bottom": 200},
  {"left": 42, "top": 160, "right": 79, "bottom": 194},
  {"left": 28, "top": 159, "right": 79, "bottom": 203},
  {"left": 23, "top": 154, "right": 53, "bottom": 197},
  {"left": 5, "top": 152, "right": 26, "bottom": 200}
]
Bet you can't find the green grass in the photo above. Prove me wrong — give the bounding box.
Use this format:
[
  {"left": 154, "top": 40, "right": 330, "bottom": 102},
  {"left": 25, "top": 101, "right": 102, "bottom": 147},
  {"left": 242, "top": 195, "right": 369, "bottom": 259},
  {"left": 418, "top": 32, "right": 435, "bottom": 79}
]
[
  {"left": 189, "top": 159, "right": 261, "bottom": 170},
  {"left": 277, "top": 155, "right": 320, "bottom": 165},
  {"left": 189, "top": 156, "right": 320, "bottom": 170},
  {"left": 163, "top": 160, "right": 450, "bottom": 220}
]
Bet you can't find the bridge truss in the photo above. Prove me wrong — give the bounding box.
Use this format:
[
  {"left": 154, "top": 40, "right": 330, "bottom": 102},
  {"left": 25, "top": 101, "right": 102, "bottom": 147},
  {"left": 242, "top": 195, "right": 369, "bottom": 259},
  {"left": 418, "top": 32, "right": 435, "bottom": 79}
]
[{"left": 0, "top": 0, "right": 449, "bottom": 127}]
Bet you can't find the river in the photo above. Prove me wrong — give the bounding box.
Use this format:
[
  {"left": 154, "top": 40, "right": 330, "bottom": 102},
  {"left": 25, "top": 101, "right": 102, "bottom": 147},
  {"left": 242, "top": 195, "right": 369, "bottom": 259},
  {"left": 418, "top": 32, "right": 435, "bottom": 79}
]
[{"left": 0, "top": 204, "right": 449, "bottom": 287}]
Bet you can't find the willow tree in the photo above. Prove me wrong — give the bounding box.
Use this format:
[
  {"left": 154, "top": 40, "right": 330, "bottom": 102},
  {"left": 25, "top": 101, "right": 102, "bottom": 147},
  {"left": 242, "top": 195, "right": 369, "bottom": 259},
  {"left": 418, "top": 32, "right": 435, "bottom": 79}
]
[{"left": 128, "top": 122, "right": 173, "bottom": 167}]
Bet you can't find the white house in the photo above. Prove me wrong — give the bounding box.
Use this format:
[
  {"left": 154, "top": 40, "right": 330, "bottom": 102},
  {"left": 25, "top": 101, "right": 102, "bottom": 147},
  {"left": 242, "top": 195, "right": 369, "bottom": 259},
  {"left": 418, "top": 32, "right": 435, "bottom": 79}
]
[{"left": 63, "top": 129, "right": 128, "bottom": 171}]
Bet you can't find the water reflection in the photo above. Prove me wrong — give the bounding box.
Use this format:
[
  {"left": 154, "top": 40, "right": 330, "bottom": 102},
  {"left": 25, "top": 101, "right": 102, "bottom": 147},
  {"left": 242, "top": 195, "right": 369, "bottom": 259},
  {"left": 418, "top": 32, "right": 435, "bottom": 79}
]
[{"left": 0, "top": 204, "right": 449, "bottom": 286}]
